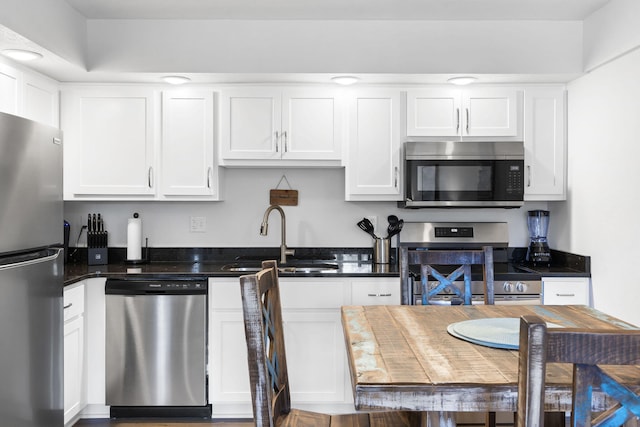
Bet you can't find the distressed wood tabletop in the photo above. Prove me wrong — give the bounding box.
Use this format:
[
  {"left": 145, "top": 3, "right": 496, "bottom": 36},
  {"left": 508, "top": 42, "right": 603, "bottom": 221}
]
[{"left": 341, "top": 305, "right": 640, "bottom": 414}]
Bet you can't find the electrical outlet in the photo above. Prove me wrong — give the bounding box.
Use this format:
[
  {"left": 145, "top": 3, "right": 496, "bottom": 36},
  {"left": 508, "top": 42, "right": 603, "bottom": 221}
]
[
  {"left": 190, "top": 216, "right": 207, "bottom": 233},
  {"left": 365, "top": 215, "right": 377, "bottom": 234}
]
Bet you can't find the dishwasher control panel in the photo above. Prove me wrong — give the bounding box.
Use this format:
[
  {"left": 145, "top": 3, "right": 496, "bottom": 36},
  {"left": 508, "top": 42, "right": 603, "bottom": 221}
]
[{"left": 105, "top": 279, "right": 208, "bottom": 295}]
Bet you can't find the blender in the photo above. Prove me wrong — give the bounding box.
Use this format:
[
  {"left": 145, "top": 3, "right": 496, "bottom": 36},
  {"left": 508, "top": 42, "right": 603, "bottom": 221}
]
[{"left": 526, "top": 210, "right": 551, "bottom": 266}]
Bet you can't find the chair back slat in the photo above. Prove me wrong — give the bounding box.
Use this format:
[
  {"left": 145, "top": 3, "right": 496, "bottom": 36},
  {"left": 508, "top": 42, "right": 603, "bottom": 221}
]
[
  {"left": 517, "top": 315, "right": 640, "bottom": 427},
  {"left": 401, "top": 246, "right": 494, "bottom": 305},
  {"left": 240, "top": 260, "right": 290, "bottom": 427}
]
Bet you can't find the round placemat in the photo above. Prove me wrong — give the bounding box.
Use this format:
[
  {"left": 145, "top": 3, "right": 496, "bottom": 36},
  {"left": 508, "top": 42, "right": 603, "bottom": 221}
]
[{"left": 447, "top": 317, "right": 520, "bottom": 350}]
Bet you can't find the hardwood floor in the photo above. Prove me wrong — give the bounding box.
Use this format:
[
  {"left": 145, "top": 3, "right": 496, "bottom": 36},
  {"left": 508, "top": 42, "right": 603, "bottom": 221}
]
[{"left": 73, "top": 419, "right": 253, "bottom": 426}]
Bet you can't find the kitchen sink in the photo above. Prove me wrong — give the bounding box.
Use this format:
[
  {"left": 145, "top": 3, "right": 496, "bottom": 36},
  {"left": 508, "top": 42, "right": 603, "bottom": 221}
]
[{"left": 221, "top": 262, "right": 339, "bottom": 273}]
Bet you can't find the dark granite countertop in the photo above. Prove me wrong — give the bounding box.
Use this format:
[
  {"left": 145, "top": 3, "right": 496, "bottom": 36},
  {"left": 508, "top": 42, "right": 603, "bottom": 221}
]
[
  {"left": 63, "top": 246, "right": 590, "bottom": 286},
  {"left": 64, "top": 247, "right": 399, "bottom": 285}
]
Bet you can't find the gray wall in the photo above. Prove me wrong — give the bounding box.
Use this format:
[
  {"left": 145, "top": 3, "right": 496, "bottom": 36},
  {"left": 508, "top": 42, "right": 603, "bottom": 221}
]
[{"left": 64, "top": 167, "right": 548, "bottom": 249}]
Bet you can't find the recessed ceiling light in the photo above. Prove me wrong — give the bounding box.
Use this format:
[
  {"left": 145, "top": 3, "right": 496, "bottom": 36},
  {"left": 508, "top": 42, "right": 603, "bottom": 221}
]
[
  {"left": 447, "top": 76, "right": 478, "bottom": 86},
  {"left": 162, "top": 75, "right": 191, "bottom": 85},
  {"left": 2, "top": 49, "right": 43, "bottom": 61},
  {"left": 331, "top": 76, "right": 360, "bottom": 86}
]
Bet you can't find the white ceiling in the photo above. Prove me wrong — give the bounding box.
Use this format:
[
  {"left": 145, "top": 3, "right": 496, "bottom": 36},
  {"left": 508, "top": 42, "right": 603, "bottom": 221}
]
[
  {"left": 64, "top": 0, "right": 611, "bottom": 21},
  {"left": 2, "top": 0, "right": 612, "bottom": 84}
]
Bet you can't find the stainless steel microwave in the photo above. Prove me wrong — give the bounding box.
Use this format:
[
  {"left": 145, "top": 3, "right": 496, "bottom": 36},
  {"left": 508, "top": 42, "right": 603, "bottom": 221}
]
[{"left": 399, "top": 141, "right": 525, "bottom": 208}]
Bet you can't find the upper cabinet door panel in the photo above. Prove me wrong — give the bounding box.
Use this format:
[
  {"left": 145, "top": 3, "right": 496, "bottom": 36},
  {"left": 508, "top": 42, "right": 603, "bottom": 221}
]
[
  {"left": 282, "top": 88, "right": 342, "bottom": 160},
  {"left": 220, "top": 88, "right": 281, "bottom": 160},
  {"left": 523, "top": 87, "right": 566, "bottom": 200},
  {"left": 23, "top": 74, "right": 59, "bottom": 127},
  {"left": 62, "top": 88, "right": 156, "bottom": 197},
  {"left": 407, "top": 89, "right": 461, "bottom": 137},
  {"left": 462, "top": 88, "right": 519, "bottom": 137},
  {"left": 220, "top": 87, "right": 342, "bottom": 164},
  {"left": 161, "top": 90, "right": 215, "bottom": 197},
  {"left": 406, "top": 87, "right": 521, "bottom": 139},
  {"left": 346, "top": 89, "right": 401, "bottom": 200},
  {"left": 0, "top": 62, "right": 20, "bottom": 115}
]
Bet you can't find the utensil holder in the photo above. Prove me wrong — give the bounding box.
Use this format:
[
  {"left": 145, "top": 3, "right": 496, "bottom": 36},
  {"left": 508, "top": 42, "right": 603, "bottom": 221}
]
[{"left": 373, "top": 237, "right": 390, "bottom": 264}]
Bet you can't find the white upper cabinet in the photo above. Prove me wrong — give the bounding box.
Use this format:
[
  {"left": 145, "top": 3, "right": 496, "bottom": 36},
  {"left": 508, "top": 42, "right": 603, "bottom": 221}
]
[
  {"left": 160, "top": 90, "right": 220, "bottom": 199},
  {"left": 62, "top": 87, "right": 157, "bottom": 198},
  {"left": 0, "top": 62, "right": 20, "bottom": 115},
  {"left": 62, "top": 86, "right": 223, "bottom": 201},
  {"left": 523, "top": 86, "right": 566, "bottom": 200},
  {"left": 345, "top": 89, "right": 402, "bottom": 201},
  {"left": 219, "top": 87, "right": 343, "bottom": 165},
  {"left": 406, "top": 87, "right": 521, "bottom": 139},
  {"left": 22, "top": 73, "right": 59, "bottom": 127},
  {"left": 0, "top": 61, "right": 59, "bottom": 127}
]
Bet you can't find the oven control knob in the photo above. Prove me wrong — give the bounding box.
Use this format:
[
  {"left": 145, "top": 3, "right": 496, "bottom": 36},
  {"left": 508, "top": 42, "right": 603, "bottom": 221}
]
[
  {"left": 502, "top": 282, "right": 514, "bottom": 293},
  {"left": 516, "top": 281, "right": 527, "bottom": 293}
]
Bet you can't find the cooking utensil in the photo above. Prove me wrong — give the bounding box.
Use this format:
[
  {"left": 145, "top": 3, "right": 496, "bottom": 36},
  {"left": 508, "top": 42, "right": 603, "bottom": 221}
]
[
  {"left": 357, "top": 218, "right": 377, "bottom": 239},
  {"left": 387, "top": 219, "right": 404, "bottom": 238}
]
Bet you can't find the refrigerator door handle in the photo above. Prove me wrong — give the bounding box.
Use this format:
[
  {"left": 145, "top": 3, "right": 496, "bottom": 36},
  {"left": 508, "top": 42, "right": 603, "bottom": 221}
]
[{"left": 0, "top": 248, "right": 62, "bottom": 271}]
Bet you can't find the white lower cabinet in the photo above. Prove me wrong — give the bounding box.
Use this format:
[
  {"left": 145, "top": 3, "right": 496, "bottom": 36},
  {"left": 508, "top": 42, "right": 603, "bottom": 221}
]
[
  {"left": 209, "top": 279, "right": 252, "bottom": 417},
  {"left": 80, "top": 277, "right": 109, "bottom": 419},
  {"left": 351, "top": 278, "right": 401, "bottom": 305},
  {"left": 279, "top": 279, "right": 352, "bottom": 412},
  {"left": 64, "top": 282, "right": 86, "bottom": 426},
  {"left": 542, "top": 277, "right": 591, "bottom": 306},
  {"left": 209, "top": 276, "right": 400, "bottom": 418}
]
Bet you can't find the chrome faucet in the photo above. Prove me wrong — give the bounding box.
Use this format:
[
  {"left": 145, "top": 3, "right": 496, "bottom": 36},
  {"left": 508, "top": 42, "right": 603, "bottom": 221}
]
[{"left": 260, "top": 205, "right": 295, "bottom": 264}]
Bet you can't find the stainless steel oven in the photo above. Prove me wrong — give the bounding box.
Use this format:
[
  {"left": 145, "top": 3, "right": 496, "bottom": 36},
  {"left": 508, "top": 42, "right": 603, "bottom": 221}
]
[
  {"left": 399, "top": 222, "right": 541, "bottom": 305},
  {"left": 418, "top": 280, "right": 541, "bottom": 305}
]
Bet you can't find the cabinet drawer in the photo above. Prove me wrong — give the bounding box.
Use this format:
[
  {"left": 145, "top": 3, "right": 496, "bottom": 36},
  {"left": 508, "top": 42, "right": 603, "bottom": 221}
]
[
  {"left": 64, "top": 284, "right": 85, "bottom": 322},
  {"left": 280, "top": 280, "right": 349, "bottom": 309},
  {"left": 351, "top": 280, "right": 400, "bottom": 305},
  {"left": 542, "top": 278, "right": 590, "bottom": 306}
]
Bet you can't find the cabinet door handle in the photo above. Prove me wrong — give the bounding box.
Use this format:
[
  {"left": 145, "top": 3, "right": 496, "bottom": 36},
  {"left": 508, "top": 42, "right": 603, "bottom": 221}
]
[
  {"left": 555, "top": 293, "right": 575, "bottom": 297},
  {"left": 274, "top": 131, "right": 280, "bottom": 152},
  {"left": 456, "top": 108, "right": 460, "bottom": 133},
  {"left": 527, "top": 165, "right": 531, "bottom": 187},
  {"left": 207, "top": 167, "right": 212, "bottom": 189},
  {"left": 465, "top": 108, "right": 470, "bottom": 134},
  {"left": 394, "top": 166, "right": 399, "bottom": 188},
  {"left": 64, "top": 303, "right": 73, "bottom": 310},
  {"left": 148, "top": 167, "right": 154, "bottom": 188},
  {"left": 282, "top": 131, "right": 288, "bottom": 152},
  {"left": 368, "top": 293, "right": 392, "bottom": 297}
]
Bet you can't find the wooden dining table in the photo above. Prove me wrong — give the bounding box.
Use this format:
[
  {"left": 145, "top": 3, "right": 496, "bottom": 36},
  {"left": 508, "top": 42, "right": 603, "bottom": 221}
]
[{"left": 341, "top": 304, "right": 640, "bottom": 421}]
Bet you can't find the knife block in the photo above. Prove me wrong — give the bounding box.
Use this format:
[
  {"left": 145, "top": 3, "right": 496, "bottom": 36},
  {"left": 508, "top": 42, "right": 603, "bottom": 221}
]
[
  {"left": 88, "top": 230, "right": 108, "bottom": 265},
  {"left": 88, "top": 247, "right": 108, "bottom": 265}
]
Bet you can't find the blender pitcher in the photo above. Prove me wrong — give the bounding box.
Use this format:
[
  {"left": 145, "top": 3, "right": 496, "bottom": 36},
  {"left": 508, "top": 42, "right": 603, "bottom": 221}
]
[{"left": 526, "top": 210, "right": 551, "bottom": 266}]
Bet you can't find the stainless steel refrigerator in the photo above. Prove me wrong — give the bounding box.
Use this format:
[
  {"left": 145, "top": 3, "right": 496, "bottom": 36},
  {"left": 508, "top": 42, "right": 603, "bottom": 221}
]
[{"left": 0, "top": 112, "right": 64, "bottom": 426}]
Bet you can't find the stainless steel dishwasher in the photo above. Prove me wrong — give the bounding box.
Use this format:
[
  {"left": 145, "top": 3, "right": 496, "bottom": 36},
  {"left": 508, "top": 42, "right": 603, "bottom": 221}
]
[{"left": 105, "top": 278, "right": 210, "bottom": 418}]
